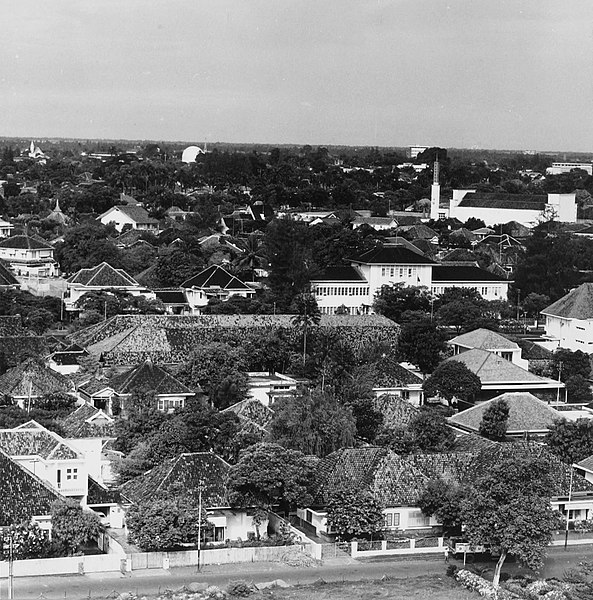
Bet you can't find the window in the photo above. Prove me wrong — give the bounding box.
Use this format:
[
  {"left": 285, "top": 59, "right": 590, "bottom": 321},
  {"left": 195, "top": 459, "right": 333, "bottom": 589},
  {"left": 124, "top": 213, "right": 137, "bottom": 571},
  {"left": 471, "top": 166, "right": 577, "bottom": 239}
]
[
  {"left": 501, "top": 352, "right": 512, "bottom": 361},
  {"left": 481, "top": 287, "right": 488, "bottom": 296},
  {"left": 383, "top": 512, "right": 400, "bottom": 528},
  {"left": 306, "top": 510, "right": 313, "bottom": 522},
  {"left": 408, "top": 510, "right": 430, "bottom": 527},
  {"left": 214, "top": 527, "right": 225, "bottom": 542},
  {"left": 381, "top": 267, "right": 386, "bottom": 277},
  {"left": 66, "top": 468, "right": 78, "bottom": 481}
]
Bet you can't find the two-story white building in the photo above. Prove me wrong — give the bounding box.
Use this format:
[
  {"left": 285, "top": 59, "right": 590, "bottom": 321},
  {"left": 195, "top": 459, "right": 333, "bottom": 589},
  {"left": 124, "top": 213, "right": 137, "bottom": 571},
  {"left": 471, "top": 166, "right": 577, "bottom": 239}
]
[
  {"left": 542, "top": 283, "right": 593, "bottom": 353},
  {"left": 311, "top": 243, "right": 435, "bottom": 315},
  {"left": 311, "top": 243, "right": 509, "bottom": 315},
  {"left": 0, "top": 234, "right": 58, "bottom": 277}
]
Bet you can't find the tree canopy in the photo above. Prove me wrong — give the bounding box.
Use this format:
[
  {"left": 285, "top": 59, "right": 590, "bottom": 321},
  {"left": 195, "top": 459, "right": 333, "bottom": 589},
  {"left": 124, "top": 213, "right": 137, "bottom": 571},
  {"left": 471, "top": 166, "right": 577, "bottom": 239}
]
[
  {"left": 478, "top": 398, "right": 510, "bottom": 441},
  {"left": 423, "top": 361, "right": 481, "bottom": 408},
  {"left": 326, "top": 486, "right": 384, "bottom": 541}
]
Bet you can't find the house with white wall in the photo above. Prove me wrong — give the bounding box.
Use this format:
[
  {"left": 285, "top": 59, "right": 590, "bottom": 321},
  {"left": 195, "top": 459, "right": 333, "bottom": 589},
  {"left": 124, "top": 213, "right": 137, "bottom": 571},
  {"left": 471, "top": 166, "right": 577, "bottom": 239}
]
[
  {"left": 448, "top": 328, "right": 527, "bottom": 369},
  {"left": 431, "top": 263, "right": 509, "bottom": 301},
  {"left": 0, "top": 234, "right": 58, "bottom": 277},
  {"left": 541, "top": 283, "right": 593, "bottom": 353},
  {"left": 97, "top": 205, "right": 159, "bottom": 233},
  {"left": 64, "top": 262, "right": 155, "bottom": 310},
  {"left": 247, "top": 372, "right": 301, "bottom": 407}
]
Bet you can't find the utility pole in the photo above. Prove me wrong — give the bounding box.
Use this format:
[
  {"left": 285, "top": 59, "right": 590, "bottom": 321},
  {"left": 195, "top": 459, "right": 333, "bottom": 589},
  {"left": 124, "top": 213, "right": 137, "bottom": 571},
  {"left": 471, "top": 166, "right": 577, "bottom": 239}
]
[
  {"left": 196, "top": 479, "right": 205, "bottom": 572},
  {"left": 556, "top": 361, "right": 563, "bottom": 404},
  {"left": 564, "top": 465, "right": 575, "bottom": 550},
  {"left": 7, "top": 534, "right": 13, "bottom": 600}
]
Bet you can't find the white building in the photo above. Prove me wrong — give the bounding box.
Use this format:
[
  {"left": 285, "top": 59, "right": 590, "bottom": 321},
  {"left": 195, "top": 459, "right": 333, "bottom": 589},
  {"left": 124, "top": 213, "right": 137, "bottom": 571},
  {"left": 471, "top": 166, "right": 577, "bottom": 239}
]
[
  {"left": 0, "top": 234, "right": 58, "bottom": 277},
  {"left": 97, "top": 205, "right": 159, "bottom": 233},
  {"left": 0, "top": 218, "right": 14, "bottom": 238},
  {"left": 546, "top": 162, "right": 593, "bottom": 176},
  {"left": 247, "top": 372, "right": 300, "bottom": 406},
  {"left": 542, "top": 283, "right": 593, "bottom": 353}
]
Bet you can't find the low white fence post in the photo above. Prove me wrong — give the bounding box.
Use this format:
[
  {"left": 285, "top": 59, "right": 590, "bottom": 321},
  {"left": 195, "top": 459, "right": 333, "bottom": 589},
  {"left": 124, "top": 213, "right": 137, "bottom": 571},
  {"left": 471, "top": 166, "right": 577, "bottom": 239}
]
[
  {"left": 351, "top": 541, "right": 358, "bottom": 558},
  {"left": 409, "top": 539, "right": 416, "bottom": 550}
]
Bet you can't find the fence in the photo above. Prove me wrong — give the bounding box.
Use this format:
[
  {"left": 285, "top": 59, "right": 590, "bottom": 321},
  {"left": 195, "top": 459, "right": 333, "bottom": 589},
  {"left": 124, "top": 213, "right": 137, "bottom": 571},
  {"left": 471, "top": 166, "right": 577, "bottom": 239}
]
[
  {"left": 0, "top": 554, "right": 122, "bottom": 578},
  {"left": 351, "top": 537, "right": 446, "bottom": 558}
]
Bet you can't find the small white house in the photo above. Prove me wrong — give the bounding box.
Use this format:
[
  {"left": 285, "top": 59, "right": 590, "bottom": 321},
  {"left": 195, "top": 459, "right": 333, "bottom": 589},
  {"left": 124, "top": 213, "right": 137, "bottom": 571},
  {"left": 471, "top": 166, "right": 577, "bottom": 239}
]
[{"left": 97, "top": 205, "right": 159, "bottom": 233}]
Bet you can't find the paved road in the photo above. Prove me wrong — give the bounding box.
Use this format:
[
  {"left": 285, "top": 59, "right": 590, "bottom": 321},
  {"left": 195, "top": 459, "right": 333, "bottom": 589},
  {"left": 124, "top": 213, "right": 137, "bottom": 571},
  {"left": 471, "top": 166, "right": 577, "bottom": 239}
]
[{"left": 5, "top": 545, "right": 593, "bottom": 600}]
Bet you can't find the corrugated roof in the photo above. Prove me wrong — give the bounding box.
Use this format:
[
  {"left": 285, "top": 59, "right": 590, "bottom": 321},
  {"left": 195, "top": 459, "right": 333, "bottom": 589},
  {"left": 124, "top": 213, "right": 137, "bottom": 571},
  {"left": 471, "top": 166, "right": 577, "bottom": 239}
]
[
  {"left": 449, "top": 392, "right": 564, "bottom": 434},
  {"left": 542, "top": 283, "right": 593, "bottom": 319},
  {"left": 449, "top": 328, "right": 519, "bottom": 351},
  {"left": 458, "top": 192, "right": 547, "bottom": 210},
  {"left": 432, "top": 265, "right": 508, "bottom": 282}
]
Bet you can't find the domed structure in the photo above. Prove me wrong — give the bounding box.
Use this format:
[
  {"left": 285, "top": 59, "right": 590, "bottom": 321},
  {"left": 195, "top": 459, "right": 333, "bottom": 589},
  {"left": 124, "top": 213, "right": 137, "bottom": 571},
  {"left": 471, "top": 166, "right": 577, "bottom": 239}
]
[{"left": 181, "top": 145, "right": 205, "bottom": 164}]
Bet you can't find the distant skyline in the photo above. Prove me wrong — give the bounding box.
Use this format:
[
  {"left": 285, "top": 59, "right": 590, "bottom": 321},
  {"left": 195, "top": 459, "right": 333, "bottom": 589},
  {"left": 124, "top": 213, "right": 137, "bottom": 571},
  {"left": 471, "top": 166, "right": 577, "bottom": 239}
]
[{"left": 3, "top": 1, "right": 593, "bottom": 152}]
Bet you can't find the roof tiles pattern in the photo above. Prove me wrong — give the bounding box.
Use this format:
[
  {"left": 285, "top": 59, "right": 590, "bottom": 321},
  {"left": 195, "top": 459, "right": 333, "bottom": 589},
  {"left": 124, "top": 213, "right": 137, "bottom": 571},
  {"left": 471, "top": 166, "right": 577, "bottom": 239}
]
[
  {"left": 68, "top": 262, "right": 139, "bottom": 287},
  {"left": 542, "top": 283, "right": 593, "bottom": 320}
]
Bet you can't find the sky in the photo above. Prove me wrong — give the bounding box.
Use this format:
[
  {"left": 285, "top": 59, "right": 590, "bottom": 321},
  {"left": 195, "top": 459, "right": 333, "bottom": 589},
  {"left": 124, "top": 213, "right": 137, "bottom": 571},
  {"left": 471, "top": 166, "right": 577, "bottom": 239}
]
[{"left": 2, "top": 0, "right": 593, "bottom": 151}]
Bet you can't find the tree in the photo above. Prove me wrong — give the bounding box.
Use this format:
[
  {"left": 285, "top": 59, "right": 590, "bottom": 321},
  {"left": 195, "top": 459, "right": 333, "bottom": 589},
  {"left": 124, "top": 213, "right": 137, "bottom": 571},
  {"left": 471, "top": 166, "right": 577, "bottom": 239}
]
[
  {"left": 546, "top": 418, "right": 593, "bottom": 464},
  {"left": 397, "top": 316, "right": 447, "bottom": 374},
  {"left": 550, "top": 348, "right": 591, "bottom": 382},
  {"left": 176, "top": 343, "right": 248, "bottom": 409},
  {"left": 423, "top": 361, "right": 481, "bottom": 408},
  {"left": 461, "top": 455, "right": 563, "bottom": 587},
  {"left": 478, "top": 398, "right": 509, "bottom": 440},
  {"left": 522, "top": 292, "right": 550, "bottom": 326},
  {"left": 409, "top": 408, "right": 454, "bottom": 451},
  {"left": 373, "top": 284, "right": 431, "bottom": 323},
  {"left": 418, "top": 479, "right": 463, "bottom": 534},
  {"left": 51, "top": 501, "right": 104, "bottom": 555},
  {"left": 326, "top": 487, "right": 384, "bottom": 541},
  {"left": 126, "top": 494, "right": 212, "bottom": 552},
  {"left": 566, "top": 374, "right": 593, "bottom": 404},
  {"left": 232, "top": 233, "right": 267, "bottom": 281},
  {"left": 227, "top": 443, "right": 318, "bottom": 514},
  {"left": 0, "top": 523, "right": 50, "bottom": 560},
  {"left": 269, "top": 390, "right": 356, "bottom": 457},
  {"left": 34, "top": 392, "right": 76, "bottom": 415},
  {"left": 350, "top": 397, "right": 384, "bottom": 443},
  {"left": 290, "top": 293, "right": 321, "bottom": 366},
  {"left": 24, "top": 308, "right": 56, "bottom": 334}
]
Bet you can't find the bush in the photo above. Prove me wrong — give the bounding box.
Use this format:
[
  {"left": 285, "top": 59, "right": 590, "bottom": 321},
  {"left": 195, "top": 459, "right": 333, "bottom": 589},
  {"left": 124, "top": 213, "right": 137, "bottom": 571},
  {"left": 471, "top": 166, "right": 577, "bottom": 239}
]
[
  {"left": 226, "top": 580, "right": 255, "bottom": 597},
  {"left": 446, "top": 564, "right": 458, "bottom": 578}
]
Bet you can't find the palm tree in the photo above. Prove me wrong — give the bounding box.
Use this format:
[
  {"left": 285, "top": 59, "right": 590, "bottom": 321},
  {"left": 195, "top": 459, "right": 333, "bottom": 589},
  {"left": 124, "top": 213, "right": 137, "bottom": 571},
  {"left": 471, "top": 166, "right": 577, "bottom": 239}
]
[{"left": 232, "top": 233, "right": 267, "bottom": 281}]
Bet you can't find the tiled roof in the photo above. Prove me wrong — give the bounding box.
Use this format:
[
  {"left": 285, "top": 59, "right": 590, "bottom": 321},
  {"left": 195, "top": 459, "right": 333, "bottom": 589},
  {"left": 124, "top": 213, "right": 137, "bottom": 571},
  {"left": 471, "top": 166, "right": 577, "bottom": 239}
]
[
  {"left": 121, "top": 452, "right": 230, "bottom": 506},
  {"left": 68, "top": 262, "right": 139, "bottom": 287},
  {"left": 450, "top": 227, "right": 477, "bottom": 241},
  {"left": 352, "top": 217, "right": 397, "bottom": 227},
  {"left": 109, "top": 360, "right": 195, "bottom": 395},
  {"left": 432, "top": 265, "right": 508, "bottom": 282},
  {"left": 577, "top": 455, "right": 593, "bottom": 473},
  {"left": 0, "top": 358, "right": 73, "bottom": 398},
  {"left": 409, "top": 239, "right": 438, "bottom": 257},
  {"left": 0, "top": 260, "right": 19, "bottom": 286},
  {"left": 60, "top": 402, "right": 115, "bottom": 438},
  {"left": 398, "top": 224, "right": 438, "bottom": 240},
  {"left": 108, "top": 205, "right": 158, "bottom": 224},
  {"left": 0, "top": 234, "right": 53, "bottom": 250},
  {"left": 373, "top": 359, "right": 423, "bottom": 388},
  {"left": 448, "top": 392, "right": 564, "bottom": 434},
  {"left": 0, "top": 449, "right": 62, "bottom": 526},
  {"left": 449, "top": 328, "right": 519, "bottom": 351},
  {"left": 0, "top": 426, "right": 82, "bottom": 460},
  {"left": 374, "top": 394, "right": 419, "bottom": 429},
  {"left": 223, "top": 398, "right": 274, "bottom": 429},
  {"left": 181, "top": 265, "right": 251, "bottom": 291},
  {"left": 542, "top": 283, "right": 593, "bottom": 319},
  {"left": 70, "top": 314, "right": 398, "bottom": 364},
  {"left": 446, "top": 348, "right": 556, "bottom": 384},
  {"left": 310, "top": 266, "right": 365, "bottom": 282},
  {"left": 87, "top": 476, "right": 121, "bottom": 505},
  {"left": 350, "top": 245, "right": 436, "bottom": 265},
  {"left": 511, "top": 338, "right": 554, "bottom": 362},
  {"left": 458, "top": 192, "right": 547, "bottom": 211}
]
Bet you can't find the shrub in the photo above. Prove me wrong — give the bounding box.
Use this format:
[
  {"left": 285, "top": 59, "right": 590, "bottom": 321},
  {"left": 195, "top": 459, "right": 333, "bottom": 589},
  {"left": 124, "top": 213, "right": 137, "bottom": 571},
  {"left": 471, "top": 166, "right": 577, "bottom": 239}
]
[{"left": 226, "top": 580, "right": 255, "bottom": 597}]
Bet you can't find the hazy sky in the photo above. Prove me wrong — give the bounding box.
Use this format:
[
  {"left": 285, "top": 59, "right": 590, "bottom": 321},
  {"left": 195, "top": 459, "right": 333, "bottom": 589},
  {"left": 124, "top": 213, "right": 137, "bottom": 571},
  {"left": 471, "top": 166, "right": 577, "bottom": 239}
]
[{"left": 2, "top": 0, "right": 593, "bottom": 150}]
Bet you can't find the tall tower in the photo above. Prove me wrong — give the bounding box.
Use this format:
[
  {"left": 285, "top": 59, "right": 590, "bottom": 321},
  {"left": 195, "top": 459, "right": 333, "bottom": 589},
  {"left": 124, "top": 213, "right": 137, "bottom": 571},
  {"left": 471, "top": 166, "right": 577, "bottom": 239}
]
[{"left": 430, "top": 157, "right": 441, "bottom": 221}]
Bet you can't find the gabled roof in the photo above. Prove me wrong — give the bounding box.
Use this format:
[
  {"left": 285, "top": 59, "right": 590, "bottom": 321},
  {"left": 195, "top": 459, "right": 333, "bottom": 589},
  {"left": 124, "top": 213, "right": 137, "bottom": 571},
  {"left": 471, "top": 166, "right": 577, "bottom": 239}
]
[
  {"left": 109, "top": 360, "right": 195, "bottom": 396},
  {"left": 449, "top": 328, "right": 519, "bottom": 351},
  {"left": 310, "top": 266, "right": 365, "bottom": 282},
  {"left": 450, "top": 227, "right": 477, "bottom": 241},
  {"left": 373, "top": 359, "right": 423, "bottom": 388},
  {"left": 457, "top": 191, "right": 547, "bottom": 211},
  {"left": 87, "top": 476, "right": 121, "bottom": 505},
  {"left": 446, "top": 348, "right": 557, "bottom": 384},
  {"left": 350, "top": 245, "right": 436, "bottom": 265},
  {"left": 432, "top": 264, "right": 508, "bottom": 282},
  {"left": 0, "top": 260, "right": 19, "bottom": 286},
  {"left": 374, "top": 394, "right": 419, "bottom": 429},
  {"left": 448, "top": 392, "right": 564, "bottom": 435},
  {"left": 223, "top": 398, "right": 274, "bottom": 430},
  {"left": 0, "top": 234, "right": 53, "bottom": 250},
  {"left": 0, "top": 357, "right": 73, "bottom": 398},
  {"left": 100, "top": 205, "right": 158, "bottom": 224},
  {"left": 0, "top": 448, "right": 62, "bottom": 526},
  {"left": 542, "top": 283, "right": 593, "bottom": 320},
  {"left": 398, "top": 224, "right": 438, "bottom": 240},
  {"left": 0, "top": 426, "right": 82, "bottom": 460},
  {"left": 67, "top": 262, "right": 139, "bottom": 287},
  {"left": 154, "top": 290, "right": 188, "bottom": 304},
  {"left": 181, "top": 265, "right": 251, "bottom": 291},
  {"left": 352, "top": 217, "right": 397, "bottom": 227},
  {"left": 121, "top": 452, "right": 230, "bottom": 506},
  {"left": 60, "top": 402, "right": 115, "bottom": 438}
]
